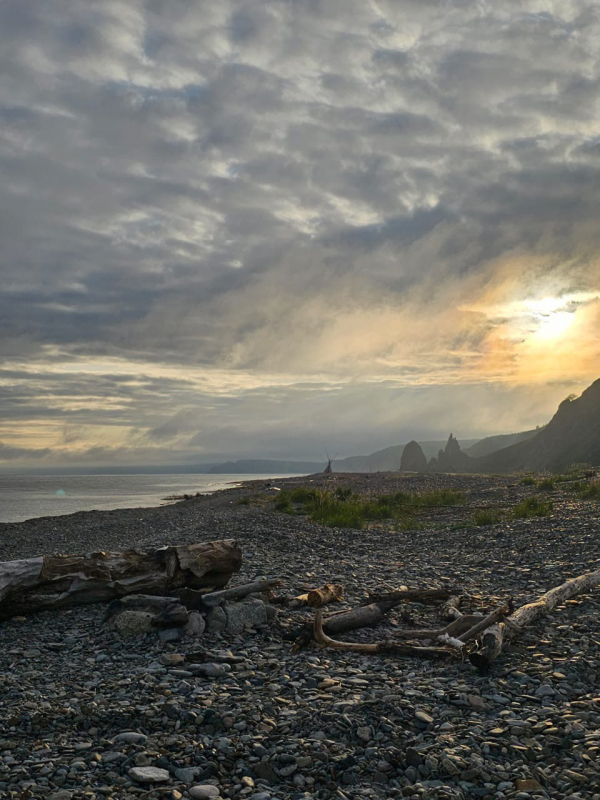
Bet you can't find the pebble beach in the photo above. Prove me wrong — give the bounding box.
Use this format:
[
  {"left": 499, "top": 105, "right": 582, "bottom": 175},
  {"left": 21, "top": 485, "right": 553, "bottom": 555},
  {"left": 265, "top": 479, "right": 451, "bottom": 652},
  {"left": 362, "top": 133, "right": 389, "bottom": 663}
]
[{"left": 1, "top": 472, "right": 599, "bottom": 800}]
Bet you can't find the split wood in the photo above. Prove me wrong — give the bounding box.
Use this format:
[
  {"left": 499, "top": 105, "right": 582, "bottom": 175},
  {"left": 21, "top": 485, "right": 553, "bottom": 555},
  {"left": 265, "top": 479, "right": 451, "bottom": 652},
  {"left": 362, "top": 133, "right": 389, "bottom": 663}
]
[{"left": 288, "top": 583, "right": 344, "bottom": 609}]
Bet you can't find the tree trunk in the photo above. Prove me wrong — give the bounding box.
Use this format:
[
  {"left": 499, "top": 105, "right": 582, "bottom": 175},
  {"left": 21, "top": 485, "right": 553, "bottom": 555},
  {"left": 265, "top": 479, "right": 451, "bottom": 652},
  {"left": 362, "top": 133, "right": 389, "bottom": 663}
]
[
  {"left": 469, "top": 568, "right": 600, "bottom": 670},
  {"left": 0, "top": 539, "right": 242, "bottom": 621}
]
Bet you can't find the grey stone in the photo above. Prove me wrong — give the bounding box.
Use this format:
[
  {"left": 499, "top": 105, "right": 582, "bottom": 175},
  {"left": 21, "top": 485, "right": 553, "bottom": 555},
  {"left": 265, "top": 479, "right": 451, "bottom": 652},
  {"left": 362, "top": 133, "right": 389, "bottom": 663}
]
[
  {"left": 254, "top": 762, "right": 277, "bottom": 782},
  {"left": 189, "top": 785, "right": 221, "bottom": 799},
  {"left": 185, "top": 610, "right": 206, "bottom": 637},
  {"left": 193, "top": 662, "right": 230, "bottom": 678},
  {"left": 114, "top": 611, "right": 154, "bottom": 637},
  {"left": 224, "top": 599, "right": 267, "bottom": 634},
  {"left": 174, "top": 767, "right": 197, "bottom": 782},
  {"left": 206, "top": 606, "right": 227, "bottom": 632},
  {"left": 129, "top": 766, "right": 170, "bottom": 783},
  {"left": 415, "top": 711, "right": 434, "bottom": 724},
  {"left": 114, "top": 732, "right": 148, "bottom": 744},
  {"left": 158, "top": 627, "right": 185, "bottom": 642},
  {"left": 535, "top": 684, "right": 556, "bottom": 697}
]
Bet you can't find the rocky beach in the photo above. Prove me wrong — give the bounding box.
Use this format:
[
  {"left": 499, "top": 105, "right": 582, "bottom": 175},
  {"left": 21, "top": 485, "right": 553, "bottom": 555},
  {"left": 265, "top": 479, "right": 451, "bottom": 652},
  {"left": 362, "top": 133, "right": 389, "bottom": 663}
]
[{"left": 1, "top": 472, "right": 599, "bottom": 800}]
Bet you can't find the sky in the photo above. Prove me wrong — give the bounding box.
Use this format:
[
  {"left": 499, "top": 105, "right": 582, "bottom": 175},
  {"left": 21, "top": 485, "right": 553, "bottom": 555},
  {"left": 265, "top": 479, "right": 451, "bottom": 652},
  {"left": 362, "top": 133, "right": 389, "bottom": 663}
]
[{"left": 2, "top": 0, "right": 600, "bottom": 469}]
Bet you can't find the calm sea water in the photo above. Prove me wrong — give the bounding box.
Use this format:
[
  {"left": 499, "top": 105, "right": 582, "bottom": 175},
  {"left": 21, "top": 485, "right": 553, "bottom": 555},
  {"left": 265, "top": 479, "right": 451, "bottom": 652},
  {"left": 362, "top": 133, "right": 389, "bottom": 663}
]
[{"left": 0, "top": 473, "right": 300, "bottom": 524}]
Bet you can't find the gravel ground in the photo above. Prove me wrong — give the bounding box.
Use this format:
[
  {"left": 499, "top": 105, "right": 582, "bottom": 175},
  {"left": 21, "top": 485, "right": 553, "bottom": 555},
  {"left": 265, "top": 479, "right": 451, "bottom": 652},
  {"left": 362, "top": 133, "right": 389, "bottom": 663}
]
[{"left": 0, "top": 472, "right": 599, "bottom": 800}]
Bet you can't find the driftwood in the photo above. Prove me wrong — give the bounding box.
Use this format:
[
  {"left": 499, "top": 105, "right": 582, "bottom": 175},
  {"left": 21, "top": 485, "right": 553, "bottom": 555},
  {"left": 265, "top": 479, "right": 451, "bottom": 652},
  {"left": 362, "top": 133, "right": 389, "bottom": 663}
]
[
  {"left": 200, "top": 578, "right": 282, "bottom": 608},
  {"left": 470, "top": 568, "right": 600, "bottom": 670},
  {"left": 313, "top": 609, "right": 457, "bottom": 659},
  {"left": 289, "top": 583, "right": 344, "bottom": 609},
  {"left": 313, "top": 604, "right": 509, "bottom": 659},
  {"left": 290, "top": 600, "right": 399, "bottom": 651},
  {"left": 0, "top": 540, "right": 242, "bottom": 621},
  {"left": 364, "top": 588, "right": 461, "bottom": 605},
  {"left": 441, "top": 595, "right": 462, "bottom": 620}
]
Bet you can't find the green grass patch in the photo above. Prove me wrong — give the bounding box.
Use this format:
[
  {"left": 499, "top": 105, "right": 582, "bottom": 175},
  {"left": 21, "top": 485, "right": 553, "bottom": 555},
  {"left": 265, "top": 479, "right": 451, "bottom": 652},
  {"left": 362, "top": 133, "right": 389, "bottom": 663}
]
[
  {"left": 273, "top": 486, "right": 464, "bottom": 529},
  {"left": 536, "top": 478, "right": 555, "bottom": 491},
  {"left": 472, "top": 509, "right": 504, "bottom": 526},
  {"left": 411, "top": 489, "right": 464, "bottom": 507},
  {"left": 567, "top": 478, "right": 600, "bottom": 500},
  {"left": 519, "top": 475, "right": 536, "bottom": 486},
  {"left": 394, "top": 517, "right": 425, "bottom": 531},
  {"left": 511, "top": 495, "right": 553, "bottom": 519}
]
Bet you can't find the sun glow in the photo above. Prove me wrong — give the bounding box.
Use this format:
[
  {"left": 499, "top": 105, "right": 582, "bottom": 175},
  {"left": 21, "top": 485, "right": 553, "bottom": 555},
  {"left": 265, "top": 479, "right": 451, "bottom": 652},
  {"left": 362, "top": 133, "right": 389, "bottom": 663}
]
[{"left": 529, "top": 303, "right": 576, "bottom": 340}]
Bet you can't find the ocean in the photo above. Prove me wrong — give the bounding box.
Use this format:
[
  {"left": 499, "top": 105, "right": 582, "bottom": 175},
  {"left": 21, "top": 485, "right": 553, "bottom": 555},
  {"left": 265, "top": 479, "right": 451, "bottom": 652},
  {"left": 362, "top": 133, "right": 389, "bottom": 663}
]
[{"left": 0, "top": 473, "right": 301, "bottom": 524}]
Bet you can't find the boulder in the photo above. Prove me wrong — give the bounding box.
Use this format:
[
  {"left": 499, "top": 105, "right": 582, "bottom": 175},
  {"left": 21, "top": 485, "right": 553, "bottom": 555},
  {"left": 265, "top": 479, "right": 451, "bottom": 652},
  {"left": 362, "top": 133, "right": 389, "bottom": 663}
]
[
  {"left": 113, "top": 611, "right": 154, "bottom": 637},
  {"left": 224, "top": 599, "right": 267, "bottom": 634},
  {"left": 185, "top": 610, "right": 206, "bottom": 637},
  {"left": 206, "top": 605, "right": 227, "bottom": 632}
]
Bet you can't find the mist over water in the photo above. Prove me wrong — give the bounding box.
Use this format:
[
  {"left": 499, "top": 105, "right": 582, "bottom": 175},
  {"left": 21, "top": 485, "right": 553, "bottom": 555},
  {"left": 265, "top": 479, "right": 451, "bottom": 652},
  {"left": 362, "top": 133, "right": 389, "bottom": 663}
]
[{"left": 0, "top": 473, "right": 300, "bottom": 524}]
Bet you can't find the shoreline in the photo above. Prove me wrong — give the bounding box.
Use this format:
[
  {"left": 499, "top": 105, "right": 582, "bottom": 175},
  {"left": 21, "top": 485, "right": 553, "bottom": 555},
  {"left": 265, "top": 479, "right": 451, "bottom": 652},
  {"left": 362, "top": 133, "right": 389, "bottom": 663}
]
[{"left": 0, "top": 472, "right": 310, "bottom": 527}]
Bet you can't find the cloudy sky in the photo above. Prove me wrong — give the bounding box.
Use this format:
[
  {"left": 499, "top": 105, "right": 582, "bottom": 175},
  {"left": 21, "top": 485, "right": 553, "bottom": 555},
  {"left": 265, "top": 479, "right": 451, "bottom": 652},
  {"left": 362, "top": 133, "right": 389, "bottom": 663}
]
[{"left": 2, "top": 0, "right": 600, "bottom": 469}]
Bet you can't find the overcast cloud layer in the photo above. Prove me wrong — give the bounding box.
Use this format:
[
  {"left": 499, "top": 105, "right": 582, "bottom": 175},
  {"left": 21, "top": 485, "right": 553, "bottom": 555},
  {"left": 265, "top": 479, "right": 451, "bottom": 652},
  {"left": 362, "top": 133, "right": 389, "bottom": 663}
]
[{"left": 2, "top": 0, "right": 600, "bottom": 467}]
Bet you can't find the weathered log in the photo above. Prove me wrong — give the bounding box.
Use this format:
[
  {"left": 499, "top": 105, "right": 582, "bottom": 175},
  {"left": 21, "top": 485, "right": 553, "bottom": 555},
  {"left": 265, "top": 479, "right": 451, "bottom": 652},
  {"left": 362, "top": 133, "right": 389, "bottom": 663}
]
[
  {"left": 290, "top": 600, "right": 399, "bottom": 651},
  {"left": 469, "top": 569, "right": 600, "bottom": 671},
  {"left": 313, "top": 609, "right": 457, "bottom": 659},
  {"left": 289, "top": 583, "right": 344, "bottom": 609},
  {"left": 0, "top": 540, "right": 242, "bottom": 621},
  {"left": 364, "top": 588, "right": 461, "bottom": 605},
  {"left": 200, "top": 578, "right": 282, "bottom": 608}
]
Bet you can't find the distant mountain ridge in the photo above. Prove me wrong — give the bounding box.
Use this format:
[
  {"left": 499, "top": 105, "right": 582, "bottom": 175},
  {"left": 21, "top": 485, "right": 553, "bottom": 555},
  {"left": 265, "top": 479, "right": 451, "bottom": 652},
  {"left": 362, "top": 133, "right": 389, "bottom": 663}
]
[
  {"left": 473, "top": 379, "right": 600, "bottom": 473},
  {"left": 332, "top": 440, "right": 480, "bottom": 473},
  {"left": 464, "top": 428, "right": 541, "bottom": 458},
  {"left": 207, "top": 459, "right": 323, "bottom": 474},
  {"left": 423, "top": 378, "right": 600, "bottom": 475},
  {"left": 208, "top": 440, "right": 482, "bottom": 475}
]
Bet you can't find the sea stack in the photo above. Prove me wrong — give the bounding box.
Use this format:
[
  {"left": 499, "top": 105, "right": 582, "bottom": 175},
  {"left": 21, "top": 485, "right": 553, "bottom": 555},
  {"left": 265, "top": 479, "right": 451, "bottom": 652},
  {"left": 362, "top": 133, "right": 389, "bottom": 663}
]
[{"left": 400, "top": 440, "right": 428, "bottom": 472}]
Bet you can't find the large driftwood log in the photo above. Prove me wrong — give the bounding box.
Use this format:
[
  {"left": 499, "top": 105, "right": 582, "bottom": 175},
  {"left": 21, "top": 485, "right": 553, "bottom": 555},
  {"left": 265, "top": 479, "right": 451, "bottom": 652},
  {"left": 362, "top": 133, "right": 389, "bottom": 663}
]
[
  {"left": 469, "top": 568, "right": 600, "bottom": 670},
  {"left": 0, "top": 540, "right": 242, "bottom": 621}
]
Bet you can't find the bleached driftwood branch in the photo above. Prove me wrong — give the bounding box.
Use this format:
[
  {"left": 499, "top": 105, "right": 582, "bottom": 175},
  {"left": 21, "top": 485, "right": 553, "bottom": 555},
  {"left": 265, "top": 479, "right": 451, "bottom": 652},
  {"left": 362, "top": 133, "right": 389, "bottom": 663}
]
[{"left": 469, "top": 568, "right": 600, "bottom": 670}]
